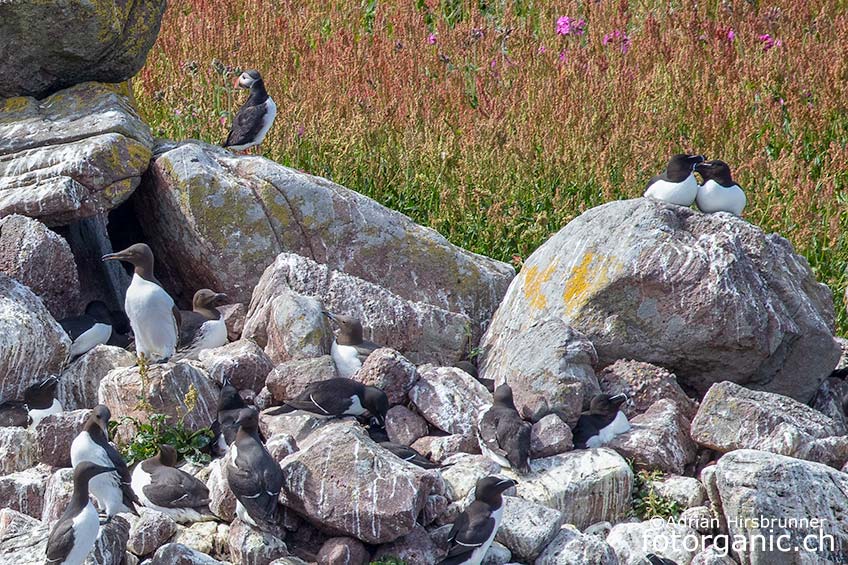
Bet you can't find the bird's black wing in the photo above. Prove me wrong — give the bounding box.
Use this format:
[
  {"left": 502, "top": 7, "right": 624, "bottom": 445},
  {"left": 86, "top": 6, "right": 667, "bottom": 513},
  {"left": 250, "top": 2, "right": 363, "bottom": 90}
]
[
  {"left": 498, "top": 415, "right": 531, "bottom": 473},
  {"left": 228, "top": 440, "right": 281, "bottom": 528},
  {"left": 177, "top": 310, "right": 206, "bottom": 350},
  {"left": 571, "top": 414, "right": 601, "bottom": 449},
  {"left": 105, "top": 443, "right": 140, "bottom": 512},
  {"left": 644, "top": 554, "right": 679, "bottom": 565},
  {"left": 354, "top": 340, "right": 380, "bottom": 363},
  {"left": 58, "top": 315, "right": 93, "bottom": 341},
  {"left": 45, "top": 517, "right": 75, "bottom": 564},
  {"left": 440, "top": 504, "right": 495, "bottom": 563},
  {"left": 380, "top": 442, "right": 440, "bottom": 469},
  {"left": 144, "top": 467, "right": 211, "bottom": 509},
  {"left": 0, "top": 401, "right": 29, "bottom": 427},
  {"left": 478, "top": 409, "right": 509, "bottom": 459},
  {"left": 224, "top": 103, "right": 267, "bottom": 147}
]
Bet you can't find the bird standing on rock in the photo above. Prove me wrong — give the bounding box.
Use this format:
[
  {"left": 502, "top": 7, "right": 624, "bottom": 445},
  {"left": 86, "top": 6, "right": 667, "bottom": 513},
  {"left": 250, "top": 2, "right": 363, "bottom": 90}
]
[
  {"left": 643, "top": 154, "right": 705, "bottom": 207},
  {"left": 477, "top": 384, "right": 532, "bottom": 474},
  {"left": 45, "top": 462, "right": 117, "bottom": 565},
  {"left": 367, "top": 426, "right": 445, "bottom": 469},
  {"left": 695, "top": 159, "right": 746, "bottom": 216},
  {"left": 102, "top": 243, "right": 180, "bottom": 363},
  {"left": 174, "top": 289, "right": 229, "bottom": 360},
  {"left": 322, "top": 310, "right": 380, "bottom": 377},
  {"left": 0, "top": 376, "right": 61, "bottom": 428},
  {"left": 223, "top": 69, "right": 276, "bottom": 153},
  {"left": 266, "top": 377, "right": 388, "bottom": 426},
  {"left": 211, "top": 375, "right": 248, "bottom": 454},
  {"left": 571, "top": 393, "right": 631, "bottom": 449},
  {"left": 59, "top": 300, "right": 113, "bottom": 359}
]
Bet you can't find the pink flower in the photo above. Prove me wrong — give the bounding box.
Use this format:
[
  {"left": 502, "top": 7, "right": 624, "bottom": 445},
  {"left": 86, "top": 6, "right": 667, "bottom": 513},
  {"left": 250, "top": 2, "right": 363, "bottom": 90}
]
[
  {"left": 427, "top": 32, "right": 437, "bottom": 45},
  {"left": 490, "top": 59, "right": 497, "bottom": 69},
  {"left": 556, "top": 16, "right": 586, "bottom": 36},
  {"left": 296, "top": 124, "right": 305, "bottom": 138},
  {"left": 538, "top": 45, "right": 547, "bottom": 54},
  {"left": 727, "top": 28, "right": 735, "bottom": 42},
  {"left": 558, "top": 51, "right": 567, "bottom": 62},
  {"left": 219, "top": 116, "right": 227, "bottom": 126},
  {"left": 174, "top": 109, "right": 182, "bottom": 116},
  {"left": 758, "top": 33, "right": 781, "bottom": 51},
  {"left": 602, "top": 29, "right": 631, "bottom": 53}
]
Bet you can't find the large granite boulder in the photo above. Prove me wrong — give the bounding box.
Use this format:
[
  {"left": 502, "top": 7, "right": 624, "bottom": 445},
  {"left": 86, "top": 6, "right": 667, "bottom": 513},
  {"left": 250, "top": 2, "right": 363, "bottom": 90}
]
[
  {"left": 0, "top": 83, "right": 153, "bottom": 225},
  {"left": 408, "top": 365, "right": 492, "bottom": 437},
  {"left": 58, "top": 345, "right": 136, "bottom": 410},
  {"left": 134, "top": 141, "right": 513, "bottom": 337},
  {"left": 495, "top": 496, "right": 564, "bottom": 562},
  {"left": 598, "top": 359, "right": 698, "bottom": 420},
  {"left": 198, "top": 339, "right": 274, "bottom": 393},
  {"left": 535, "top": 524, "right": 619, "bottom": 564},
  {"left": 606, "top": 519, "right": 700, "bottom": 565},
  {"left": 480, "top": 198, "right": 839, "bottom": 402},
  {"left": 0, "top": 1, "right": 166, "bottom": 98},
  {"left": 0, "top": 274, "right": 70, "bottom": 399},
  {"left": 0, "top": 509, "right": 49, "bottom": 564},
  {"left": 0, "top": 427, "right": 35, "bottom": 475},
  {"left": 0, "top": 466, "right": 50, "bottom": 519}
]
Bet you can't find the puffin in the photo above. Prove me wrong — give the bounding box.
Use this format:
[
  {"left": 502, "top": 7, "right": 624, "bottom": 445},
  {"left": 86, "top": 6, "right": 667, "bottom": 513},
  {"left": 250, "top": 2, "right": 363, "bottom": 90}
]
[
  {"left": 211, "top": 375, "right": 247, "bottom": 454},
  {"left": 45, "top": 462, "right": 117, "bottom": 565},
  {"left": 102, "top": 244, "right": 180, "bottom": 363},
  {"left": 476, "top": 384, "right": 532, "bottom": 474},
  {"left": 59, "top": 301, "right": 113, "bottom": 359},
  {"left": 69, "top": 405, "right": 140, "bottom": 519},
  {"left": 643, "top": 154, "right": 706, "bottom": 206},
  {"left": 223, "top": 70, "right": 277, "bottom": 153},
  {"left": 265, "top": 377, "right": 388, "bottom": 426},
  {"left": 131, "top": 444, "right": 216, "bottom": 523},
  {"left": 695, "top": 159, "right": 746, "bottom": 215},
  {"left": 368, "top": 426, "right": 444, "bottom": 469},
  {"left": 322, "top": 310, "right": 380, "bottom": 377},
  {"left": 174, "top": 289, "right": 229, "bottom": 360},
  {"left": 225, "top": 408, "right": 284, "bottom": 532},
  {"left": 438, "top": 476, "right": 517, "bottom": 565},
  {"left": 571, "top": 393, "right": 631, "bottom": 449},
  {"left": 0, "top": 376, "right": 61, "bottom": 428}
]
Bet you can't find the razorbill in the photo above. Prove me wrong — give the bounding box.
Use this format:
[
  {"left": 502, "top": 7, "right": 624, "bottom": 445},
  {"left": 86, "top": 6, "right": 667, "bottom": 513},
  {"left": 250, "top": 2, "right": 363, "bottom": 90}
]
[
  {"left": 266, "top": 377, "right": 388, "bottom": 426},
  {"left": 174, "top": 289, "right": 229, "bottom": 360},
  {"left": 223, "top": 70, "right": 277, "bottom": 152},
  {"left": 70, "top": 405, "right": 140, "bottom": 519},
  {"left": 643, "top": 154, "right": 706, "bottom": 206},
  {"left": 211, "top": 375, "right": 247, "bottom": 454},
  {"left": 476, "top": 384, "right": 532, "bottom": 474},
  {"left": 45, "top": 462, "right": 117, "bottom": 565},
  {"left": 131, "top": 444, "right": 216, "bottom": 523},
  {"left": 571, "top": 393, "right": 631, "bottom": 449},
  {"left": 643, "top": 555, "right": 679, "bottom": 565},
  {"left": 102, "top": 244, "right": 180, "bottom": 363},
  {"left": 0, "top": 376, "right": 62, "bottom": 428},
  {"left": 695, "top": 159, "right": 746, "bottom": 215},
  {"left": 322, "top": 310, "right": 380, "bottom": 377},
  {"left": 225, "top": 408, "right": 284, "bottom": 532},
  {"left": 438, "top": 476, "right": 517, "bottom": 565},
  {"left": 59, "top": 301, "right": 113, "bottom": 359},
  {"left": 367, "top": 426, "right": 443, "bottom": 469}
]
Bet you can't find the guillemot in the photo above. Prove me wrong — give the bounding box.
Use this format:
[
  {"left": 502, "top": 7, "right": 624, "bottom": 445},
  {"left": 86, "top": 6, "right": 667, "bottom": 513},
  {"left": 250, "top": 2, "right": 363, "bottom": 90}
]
[
  {"left": 322, "top": 310, "right": 380, "bottom": 377},
  {"left": 69, "top": 405, "right": 140, "bottom": 519},
  {"left": 477, "top": 384, "right": 532, "bottom": 474},
  {"left": 266, "top": 377, "right": 388, "bottom": 426},
  {"left": 59, "top": 301, "right": 113, "bottom": 359},
  {"left": 131, "top": 444, "right": 216, "bottom": 523},
  {"left": 438, "top": 476, "right": 517, "bottom": 565},
  {"left": 571, "top": 393, "right": 631, "bottom": 449},
  {"left": 102, "top": 244, "right": 180, "bottom": 363},
  {"left": 223, "top": 70, "right": 277, "bottom": 153},
  {"left": 644, "top": 154, "right": 705, "bottom": 206},
  {"left": 174, "top": 289, "right": 229, "bottom": 360},
  {"left": 211, "top": 375, "right": 247, "bottom": 454},
  {"left": 0, "top": 376, "right": 62, "bottom": 428},
  {"left": 45, "top": 462, "right": 117, "bottom": 565},
  {"left": 695, "top": 159, "right": 746, "bottom": 215}
]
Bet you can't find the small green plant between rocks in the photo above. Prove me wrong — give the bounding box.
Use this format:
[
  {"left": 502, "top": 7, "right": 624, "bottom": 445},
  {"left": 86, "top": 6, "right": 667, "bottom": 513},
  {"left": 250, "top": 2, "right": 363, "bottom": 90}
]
[
  {"left": 370, "top": 558, "right": 408, "bottom": 565},
  {"left": 631, "top": 467, "right": 684, "bottom": 521}
]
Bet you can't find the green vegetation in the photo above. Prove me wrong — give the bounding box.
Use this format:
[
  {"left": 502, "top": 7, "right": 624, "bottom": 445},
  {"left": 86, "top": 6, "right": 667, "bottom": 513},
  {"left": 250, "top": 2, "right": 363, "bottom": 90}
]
[
  {"left": 370, "top": 558, "right": 408, "bottom": 565},
  {"left": 632, "top": 469, "right": 684, "bottom": 521}
]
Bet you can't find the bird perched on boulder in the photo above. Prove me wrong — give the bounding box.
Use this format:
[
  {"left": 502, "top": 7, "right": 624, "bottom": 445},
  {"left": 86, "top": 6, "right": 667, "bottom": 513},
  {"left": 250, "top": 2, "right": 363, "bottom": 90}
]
[
  {"left": 571, "top": 393, "right": 630, "bottom": 449},
  {"left": 695, "top": 159, "right": 746, "bottom": 216},
  {"left": 45, "top": 462, "right": 117, "bottom": 565},
  {"left": 322, "top": 310, "right": 380, "bottom": 377},
  {"left": 211, "top": 375, "right": 248, "bottom": 454},
  {"left": 59, "top": 301, "right": 113, "bottom": 359},
  {"left": 476, "top": 384, "right": 532, "bottom": 474},
  {"left": 368, "top": 426, "right": 445, "bottom": 469},
  {"left": 438, "top": 476, "right": 517, "bottom": 565},
  {"left": 174, "top": 289, "right": 229, "bottom": 360},
  {"left": 70, "top": 405, "right": 139, "bottom": 519},
  {"left": 223, "top": 69, "right": 276, "bottom": 153},
  {"left": 643, "top": 154, "right": 705, "bottom": 206},
  {"left": 266, "top": 377, "right": 388, "bottom": 426},
  {"left": 226, "top": 408, "right": 284, "bottom": 532},
  {"left": 131, "top": 444, "right": 216, "bottom": 523},
  {"left": 102, "top": 243, "right": 180, "bottom": 363},
  {"left": 0, "top": 376, "right": 61, "bottom": 428}
]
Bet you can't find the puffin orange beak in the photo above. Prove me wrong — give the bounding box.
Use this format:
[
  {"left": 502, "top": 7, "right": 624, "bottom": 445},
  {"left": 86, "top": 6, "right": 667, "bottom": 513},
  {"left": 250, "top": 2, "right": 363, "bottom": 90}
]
[{"left": 233, "top": 77, "right": 241, "bottom": 88}]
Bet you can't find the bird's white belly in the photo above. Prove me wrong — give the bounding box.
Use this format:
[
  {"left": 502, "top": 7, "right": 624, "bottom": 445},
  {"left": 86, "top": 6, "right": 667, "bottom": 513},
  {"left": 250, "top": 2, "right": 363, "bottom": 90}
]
[
  {"left": 479, "top": 442, "right": 511, "bottom": 469},
  {"left": 186, "top": 318, "right": 228, "bottom": 359},
  {"left": 71, "top": 433, "right": 124, "bottom": 515},
  {"left": 342, "top": 394, "right": 366, "bottom": 416},
  {"left": 696, "top": 180, "right": 746, "bottom": 215},
  {"left": 235, "top": 500, "right": 259, "bottom": 528},
  {"left": 63, "top": 502, "right": 100, "bottom": 565},
  {"left": 29, "top": 398, "right": 62, "bottom": 429},
  {"left": 332, "top": 341, "right": 362, "bottom": 377},
  {"left": 70, "top": 323, "right": 112, "bottom": 358},
  {"left": 467, "top": 505, "right": 503, "bottom": 565},
  {"left": 598, "top": 411, "right": 631, "bottom": 444},
  {"left": 125, "top": 274, "right": 177, "bottom": 362},
  {"left": 644, "top": 175, "right": 698, "bottom": 206}
]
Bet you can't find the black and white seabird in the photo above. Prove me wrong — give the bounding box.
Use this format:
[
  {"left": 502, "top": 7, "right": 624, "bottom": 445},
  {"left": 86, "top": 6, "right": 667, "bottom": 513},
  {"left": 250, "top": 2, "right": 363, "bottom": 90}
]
[
  {"left": 438, "top": 476, "right": 517, "bottom": 565},
  {"left": 571, "top": 393, "right": 631, "bottom": 449},
  {"left": 266, "top": 377, "right": 388, "bottom": 426},
  {"left": 70, "top": 405, "right": 140, "bottom": 519},
  {"left": 476, "top": 384, "right": 532, "bottom": 474},
  {"left": 225, "top": 408, "right": 284, "bottom": 532},
  {"left": 643, "top": 554, "right": 679, "bottom": 565},
  {"left": 223, "top": 70, "right": 277, "bottom": 152},
  {"left": 367, "top": 426, "right": 443, "bottom": 469},
  {"left": 322, "top": 310, "right": 380, "bottom": 377},
  {"left": 59, "top": 301, "right": 113, "bottom": 359},
  {"left": 131, "top": 444, "right": 216, "bottom": 523},
  {"left": 45, "top": 462, "right": 117, "bottom": 565},
  {"left": 695, "top": 159, "right": 746, "bottom": 215},
  {"left": 643, "top": 154, "right": 706, "bottom": 206},
  {"left": 174, "top": 289, "right": 229, "bottom": 360},
  {"left": 0, "top": 376, "right": 61, "bottom": 428},
  {"left": 102, "top": 244, "right": 180, "bottom": 363},
  {"left": 211, "top": 375, "right": 247, "bottom": 454}
]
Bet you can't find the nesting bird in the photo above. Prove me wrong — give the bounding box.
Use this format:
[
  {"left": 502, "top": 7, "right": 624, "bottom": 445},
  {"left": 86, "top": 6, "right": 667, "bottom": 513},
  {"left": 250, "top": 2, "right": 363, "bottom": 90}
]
[
  {"left": 322, "top": 310, "right": 380, "bottom": 377},
  {"left": 223, "top": 70, "right": 277, "bottom": 153},
  {"left": 211, "top": 375, "right": 247, "bottom": 454},
  {"left": 571, "top": 393, "right": 631, "bottom": 449},
  {"left": 0, "top": 376, "right": 61, "bottom": 428},
  {"left": 59, "top": 301, "right": 113, "bottom": 359},
  {"left": 695, "top": 159, "right": 746, "bottom": 216},
  {"left": 131, "top": 444, "right": 216, "bottom": 523},
  {"left": 266, "top": 377, "right": 388, "bottom": 426},
  {"left": 175, "top": 289, "right": 229, "bottom": 360},
  {"left": 45, "top": 462, "right": 117, "bottom": 565},
  {"left": 438, "top": 476, "right": 517, "bottom": 565},
  {"left": 70, "top": 405, "right": 139, "bottom": 519},
  {"left": 476, "top": 384, "right": 532, "bottom": 474},
  {"left": 643, "top": 154, "right": 705, "bottom": 206},
  {"left": 102, "top": 243, "right": 179, "bottom": 363},
  {"left": 368, "top": 426, "right": 443, "bottom": 469}
]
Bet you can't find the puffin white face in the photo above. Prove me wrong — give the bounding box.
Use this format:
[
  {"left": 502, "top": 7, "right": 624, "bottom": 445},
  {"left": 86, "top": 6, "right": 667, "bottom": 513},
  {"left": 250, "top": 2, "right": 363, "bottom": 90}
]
[{"left": 237, "top": 72, "right": 256, "bottom": 88}]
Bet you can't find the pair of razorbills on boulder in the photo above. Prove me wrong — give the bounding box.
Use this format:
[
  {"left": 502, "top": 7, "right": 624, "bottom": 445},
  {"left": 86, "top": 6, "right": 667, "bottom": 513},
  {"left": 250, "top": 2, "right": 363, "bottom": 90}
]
[{"left": 645, "top": 153, "right": 746, "bottom": 215}]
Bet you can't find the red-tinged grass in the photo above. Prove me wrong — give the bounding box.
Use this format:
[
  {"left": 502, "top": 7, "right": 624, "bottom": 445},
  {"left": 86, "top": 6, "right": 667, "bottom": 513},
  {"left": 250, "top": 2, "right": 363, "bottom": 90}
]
[{"left": 134, "top": 0, "right": 848, "bottom": 333}]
